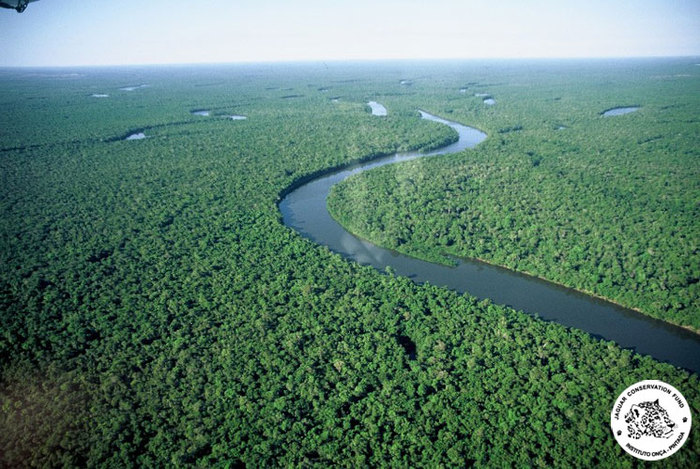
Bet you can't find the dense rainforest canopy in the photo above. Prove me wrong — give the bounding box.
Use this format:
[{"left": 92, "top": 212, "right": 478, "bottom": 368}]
[
  {"left": 0, "top": 59, "right": 698, "bottom": 466},
  {"left": 329, "top": 62, "right": 700, "bottom": 332}
]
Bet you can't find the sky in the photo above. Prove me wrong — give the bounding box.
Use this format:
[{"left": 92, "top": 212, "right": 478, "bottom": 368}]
[{"left": 0, "top": 0, "right": 699, "bottom": 67}]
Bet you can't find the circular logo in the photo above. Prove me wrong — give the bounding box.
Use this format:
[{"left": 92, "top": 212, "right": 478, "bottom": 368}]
[{"left": 610, "top": 380, "right": 692, "bottom": 461}]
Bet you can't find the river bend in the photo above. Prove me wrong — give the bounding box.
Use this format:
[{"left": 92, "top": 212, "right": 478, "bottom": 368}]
[{"left": 279, "top": 111, "right": 700, "bottom": 373}]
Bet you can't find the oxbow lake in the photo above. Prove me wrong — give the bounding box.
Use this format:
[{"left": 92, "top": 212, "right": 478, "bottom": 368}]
[{"left": 602, "top": 107, "right": 640, "bottom": 117}]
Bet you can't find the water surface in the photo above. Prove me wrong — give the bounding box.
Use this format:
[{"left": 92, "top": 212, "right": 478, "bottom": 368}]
[
  {"left": 280, "top": 111, "right": 700, "bottom": 373},
  {"left": 602, "top": 107, "right": 640, "bottom": 117},
  {"left": 120, "top": 84, "right": 149, "bottom": 91},
  {"left": 125, "top": 132, "right": 146, "bottom": 140},
  {"left": 368, "top": 101, "right": 387, "bottom": 116}
]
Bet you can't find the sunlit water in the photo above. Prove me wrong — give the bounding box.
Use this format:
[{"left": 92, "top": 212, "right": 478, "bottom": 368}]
[
  {"left": 368, "top": 101, "right": 388, "bottom": 116},
  {"left": 120, "top": 84, "right": 149, "bottom": 91},
  {"left": 280, "top": 111, "right": 700, "bottom": 373},
  {"left": 602, "top": 107, "right": 640, "bottom": 117}
]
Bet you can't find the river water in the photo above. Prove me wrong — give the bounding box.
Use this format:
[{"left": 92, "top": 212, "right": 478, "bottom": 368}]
[{"left": 279, "top": 111, "right": 700, "bottom": 373}]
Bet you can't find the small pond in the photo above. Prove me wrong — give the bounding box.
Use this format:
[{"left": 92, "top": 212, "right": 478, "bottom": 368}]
[
  {"left": 602, "top": 107, "right": 640, "bottom": 117},
  {"left": 368, "top": 101, "right": 387, "bottom": 116},
  {"left": 125, "top": 132, "right": 146, "bottom": 140},
  {"left": 120, "top": 84, "right": 149, "bottom": 91}
]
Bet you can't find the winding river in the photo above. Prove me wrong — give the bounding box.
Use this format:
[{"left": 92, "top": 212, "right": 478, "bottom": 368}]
[{"left": 279, "top": 111, "right": 700, "bottom": 373}]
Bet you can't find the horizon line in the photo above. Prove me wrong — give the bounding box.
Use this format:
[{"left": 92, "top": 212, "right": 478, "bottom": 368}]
[{"left": 2, "top": 54, "right": 699, "bottom": 69}]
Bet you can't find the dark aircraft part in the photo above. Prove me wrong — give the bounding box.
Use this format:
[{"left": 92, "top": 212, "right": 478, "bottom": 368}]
[{"left": 0, "top": 0, "right": 38, "bottom": 13}]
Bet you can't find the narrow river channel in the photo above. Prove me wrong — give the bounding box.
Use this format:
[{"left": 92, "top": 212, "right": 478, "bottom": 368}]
[{"left": 279, "top": 111, "right": 700, "bottom": 373}]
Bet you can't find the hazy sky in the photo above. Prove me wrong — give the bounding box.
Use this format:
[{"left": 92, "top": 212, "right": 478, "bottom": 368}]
[{"left": 1, "top": 0, "right": 699, "bottom": 66}]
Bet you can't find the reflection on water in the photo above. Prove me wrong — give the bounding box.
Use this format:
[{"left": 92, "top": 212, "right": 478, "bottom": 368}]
[
  {"left": 120, "top": 84, "right": 149, "bottom": 91},
  {"left": 280, "top": 110, "right": 700, "bottom": 373},
  {"left": 602, "top": 106, "right": 640, "bottom": 117},
  {"left": 368, "top": 101, "right": 387, "bottom": 116}
]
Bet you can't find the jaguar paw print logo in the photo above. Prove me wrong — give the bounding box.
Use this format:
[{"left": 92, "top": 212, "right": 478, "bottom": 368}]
[{"left": 611, "top": 380, "right": 692, "bottom": 461}]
